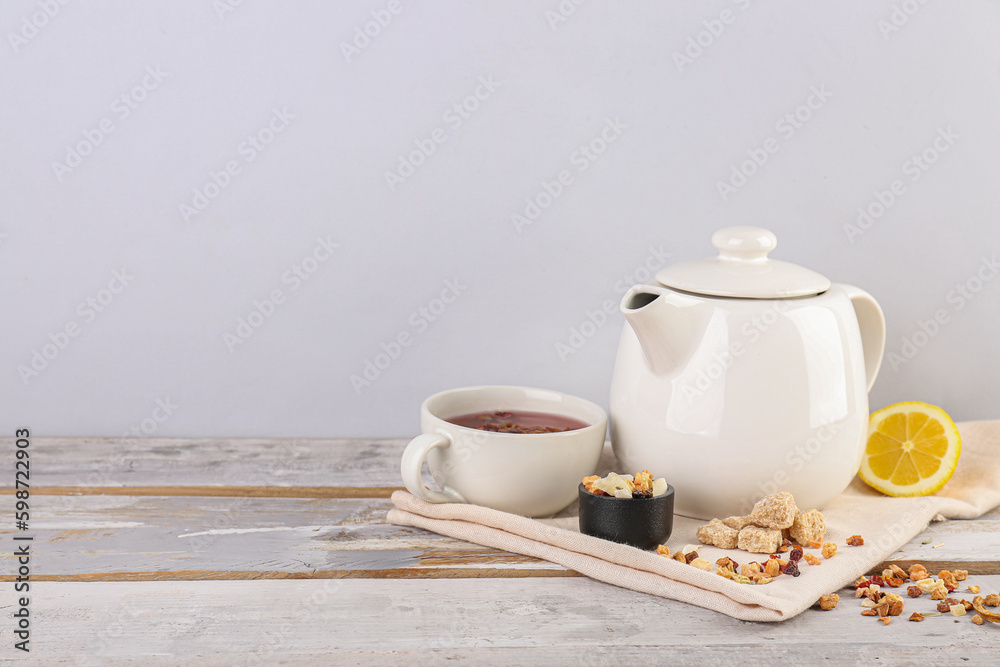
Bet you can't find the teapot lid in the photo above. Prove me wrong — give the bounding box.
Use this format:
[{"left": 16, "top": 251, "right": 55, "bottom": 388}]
[{"left": 655, "top": 227, "right": 831, "bottom": 298}]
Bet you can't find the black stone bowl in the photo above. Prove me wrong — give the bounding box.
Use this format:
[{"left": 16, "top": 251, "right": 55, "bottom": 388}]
[{"left": 578, "top": 483, "right": 675, "bottom": 550}]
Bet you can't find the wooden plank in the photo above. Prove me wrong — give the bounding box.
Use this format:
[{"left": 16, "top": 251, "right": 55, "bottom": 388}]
[
  {"left": 0, "top": 437, "right": 412, "bottom": 489},
  {"left": 21, "top": 577, "right": 1000, "bottom": 661},
  {"left": 1, "top": 496, "right": 997, "bottom": 580},
  {"left": 0, "top": 486, "right": 404, "bottom": 498}
]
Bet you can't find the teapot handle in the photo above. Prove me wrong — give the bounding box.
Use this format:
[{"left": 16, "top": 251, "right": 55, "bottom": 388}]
[{"left": 840, "top": 284, "right": 886, "bottom": 393}]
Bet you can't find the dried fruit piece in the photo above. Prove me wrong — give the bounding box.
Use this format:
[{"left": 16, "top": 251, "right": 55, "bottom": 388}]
[
  {"left": 715, "top": 556, "right": 738, "bottom": 572},
  {"left": 764, "top": 558, "right": 781, "bottom": 578},
  {"left": 741, "top": 562, "right": 762, "bottom": 577},
  {"left": 778, "top": 538, "right": 792, "bottom": 553},
  {"left": 908, "top": 564, "right": 929, "bottom": 581},
  {"left": 690, "top": 557, "right": 712, "bottom": 571},
  {"left": 737, "top": 525, "right": 783, "bottom": 554},
  {"left": 821, "top": 542, "right": 837, "bottom": 559},
  {"left": 939, "top": 570, "right": 958, "bottom": 588},
  {"left": 684, "top": 551, "right": 700, "bottom": 564},
  {"left": 984, "top": 594, "right": 1000, "bottom": 607},
  {"left": 804, "top": 553, "right": 821, "bottom": 566},
  {"left": 673, "top": 550, "right": 687, "bottom": 563},
  {"left": 972, "top": 614, "right": 984, "bottom": 625},
  {"left": 916, "top": 577, "right": 940, "bottom": 593},
  {"left": 633, "top": 469, "right": 654, "bottom": 495},
  {"left": 909, "top": 612, "right": 925, "bottom": 622},
  {"left": 788, "top": 546, "right": 803, "bottom": 562},
  {"left": 878, "top": 616, "right": 891, "bottom": 625},
  {"left": 954, "top": 569, "right": 969, "bottom": 581},
  {"left": 937, "top": 602, "right": 951, "bottom": 613},
  {"left": 789, "top": 509, "right": 826, "bottom": 545},
  {"left": 696, "top": 519, "right": 739, "bottom": 550},
  {"left": 907, "top": 586, "right": 922, "bottom": 598},
  {"left": 962, "top": 599, "right": 974, "bottom": 611},
  {"left": 819, "top": 593, "right": 839, "bottom": 611},
  {"left": 846, "top": 534, "right": 865, "bottom": 546},
  {"left": 862, "top": 609, "right": 877, "bottom": 616},
  {"left": 972, "top": 597, "right": 1000, "bottom": 623},
  {"left": 781, "top": 559, "right": 800, "bottom": 577},
  {"left": 885, "top": 577, "right": 904, "bottom": 588},
  {"left": 889, "top": 564, "right": 909, "bottom": 581},
  {"left": 807, "top": 540, "right": 823, "bottom": 549},
  {"left": 888, "top": 599, "right": 904, "bottom": 616},
  {"left": 968, "top": 585, "right": 980, "bottom": 594},
  {"left": 950, "top": 604, "right": 967, "bottom": 616},
  {"left": 748, "top": 492, "right": 798, "bottom": 529},
  {"left": 656, "top": 544, "right": 671, "bottom": 557},
  {"left": 931, "top": 587, "right": 947, "bottom": 600}
]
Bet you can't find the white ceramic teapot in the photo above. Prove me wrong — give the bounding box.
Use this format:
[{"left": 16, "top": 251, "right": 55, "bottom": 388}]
[{"left": 610, "top": 227, "right": 885, "bottom": 520}]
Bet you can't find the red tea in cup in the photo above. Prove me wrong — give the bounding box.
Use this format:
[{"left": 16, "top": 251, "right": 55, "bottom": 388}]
[{"left": 446, "top": 410, "right": 589, "bottom": 434}]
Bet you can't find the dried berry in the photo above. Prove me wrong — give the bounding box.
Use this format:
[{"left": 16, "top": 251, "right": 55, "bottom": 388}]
[
  {"left": 885, "top": 577, "right": 904, "bottom": 588},
  {"left": 780, "top": 560, "right": 800, "bottom": 577},
  {"left": 855, "top": 578, "right": 871, "bottom": 590},
  {"left": 870, "top": 575, "right": 886, "bottom": 587},
  {"left": 937, "top": 602, "right": 951, "bottom": 613},
  {"left": 846, "top": 534, "right": 865, "bottom": 546},
  {"left": 788, "top": 546, "right": 803, "bottom": 562},
  {"left": 907, "top": 586, "right": 922, "bottom": 598}
]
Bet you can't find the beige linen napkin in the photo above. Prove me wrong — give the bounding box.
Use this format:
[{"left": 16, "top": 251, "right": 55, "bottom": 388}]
[{"left": 388, "top": 420, "right": 1000, "bottom": 622}]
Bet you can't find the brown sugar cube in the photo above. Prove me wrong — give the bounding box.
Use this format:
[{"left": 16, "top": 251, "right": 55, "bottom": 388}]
[
  {"left": 748, "top": 492, "right": 798, "bottom": 530},
  {"left": 721, "top": 515, "right": 753, "bottom": 530},
  {"left": 821, "top": 542, "right": 837, "bottom": 559},
  {"left": 696, "top": 519, "right": 740, "bottom": 550},
  {"left": 818, "top": 593, "right": 839, "bottom": 611},
  {"left": 737, "top": 525, "right": 783, "bottom": 554},
  {"left": 789, "top": 509, "right": 826, "bottom": 545}
]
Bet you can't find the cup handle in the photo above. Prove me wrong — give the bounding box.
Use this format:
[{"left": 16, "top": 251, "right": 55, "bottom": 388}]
[{"left": 400, "top": 433, "right": 466, "bottom": 504}]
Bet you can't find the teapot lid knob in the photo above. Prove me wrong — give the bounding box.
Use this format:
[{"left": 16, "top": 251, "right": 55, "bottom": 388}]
[{"left": 712, "top": 226, "right": 777, "bottom": 262}]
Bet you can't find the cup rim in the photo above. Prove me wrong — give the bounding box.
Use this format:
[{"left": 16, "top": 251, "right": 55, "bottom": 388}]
[{"left": 421, "top": 385, "right": 608, "bottom": 438}]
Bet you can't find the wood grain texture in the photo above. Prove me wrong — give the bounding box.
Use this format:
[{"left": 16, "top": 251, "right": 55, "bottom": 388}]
[
  {"left": 2, "top": 495, "right": 997, "bottom": 580},
  {"left": 0, "top": 437, "right": 412, "bottom": 489},
  {"left": 21, "top": 577, "right": 1000, "bottom": 662}
]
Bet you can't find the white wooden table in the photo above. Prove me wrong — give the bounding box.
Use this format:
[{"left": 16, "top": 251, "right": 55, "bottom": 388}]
[{"left": 3, "top": 437, "right": 998, "bottom": 665}]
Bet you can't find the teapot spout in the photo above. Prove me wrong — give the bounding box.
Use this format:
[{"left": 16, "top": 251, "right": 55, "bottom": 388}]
[{"left": 621, "top": 285, "right": 707, "bottom": 376}]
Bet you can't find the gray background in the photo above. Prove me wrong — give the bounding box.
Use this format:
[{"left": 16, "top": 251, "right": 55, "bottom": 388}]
[{"left": 2, "top": 0, "right": 998, "bottom": 438}]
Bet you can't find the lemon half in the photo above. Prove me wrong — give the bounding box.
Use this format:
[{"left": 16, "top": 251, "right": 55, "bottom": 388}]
[{"left": 858, "top": 401, "right": 961, "bottom": 497}]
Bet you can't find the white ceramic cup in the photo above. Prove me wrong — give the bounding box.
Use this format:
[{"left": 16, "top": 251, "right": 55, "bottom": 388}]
[{"left": 400, "top": 386, "right": 608, "bottom": 517}]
